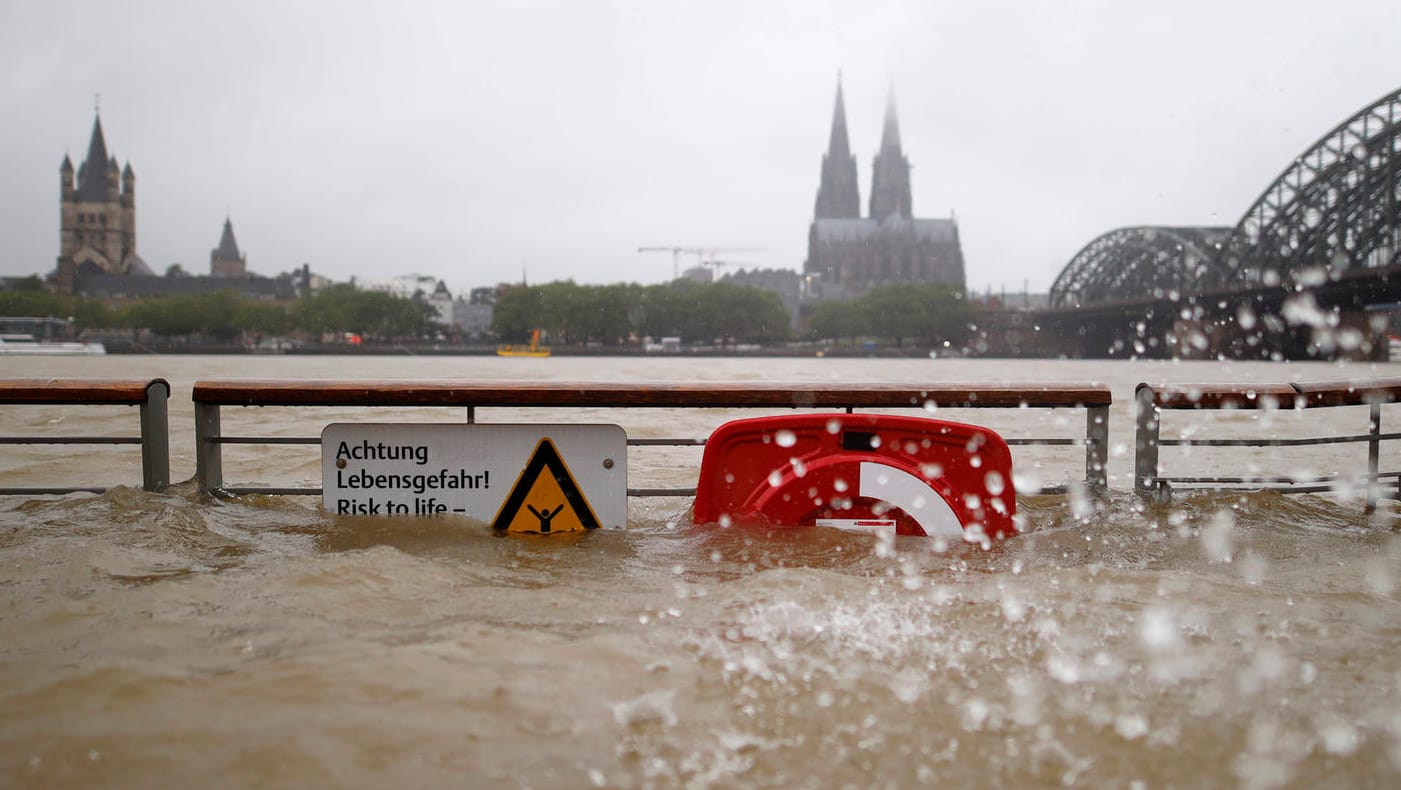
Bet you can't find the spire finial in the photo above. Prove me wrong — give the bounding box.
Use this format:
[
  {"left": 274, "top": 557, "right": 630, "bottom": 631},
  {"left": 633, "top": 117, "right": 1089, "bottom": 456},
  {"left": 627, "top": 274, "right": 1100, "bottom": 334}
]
[{"left": 94, "top": 93, "right": 101, "bottom": 115}]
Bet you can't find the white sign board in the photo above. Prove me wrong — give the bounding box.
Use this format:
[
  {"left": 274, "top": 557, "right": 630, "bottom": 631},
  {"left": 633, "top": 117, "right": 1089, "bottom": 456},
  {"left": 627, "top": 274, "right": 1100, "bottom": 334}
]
[{"left": 321, "top": 423, "right": 627, "bottom": 531}]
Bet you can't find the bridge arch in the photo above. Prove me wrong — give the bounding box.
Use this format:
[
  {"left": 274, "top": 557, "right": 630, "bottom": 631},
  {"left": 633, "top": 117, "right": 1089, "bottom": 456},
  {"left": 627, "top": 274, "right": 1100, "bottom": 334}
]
[
  {"left": 1048, "top": 226, "right": 1231, "bottom": 309},
  {"left": 1218, "top": 86, "right": 1401, "bottom": 286},
  {"left": 1050, "top": 86, "right": 1401, "bottom": 308}
]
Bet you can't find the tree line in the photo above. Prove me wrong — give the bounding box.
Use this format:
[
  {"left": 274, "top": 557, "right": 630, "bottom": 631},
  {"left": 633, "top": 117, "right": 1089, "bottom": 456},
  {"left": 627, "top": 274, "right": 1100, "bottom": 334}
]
[
  {"left": 491, "top": 280, "right": 793, "bottom": 345},
  {"left": 806, "top": 282, "right": 973, "bottom": 348},
  {"left": 2, "top": 274, "right": 975, "bottom": 348},
  {"left": 0, "top": 278, "right": 437, "bottom": 341}
]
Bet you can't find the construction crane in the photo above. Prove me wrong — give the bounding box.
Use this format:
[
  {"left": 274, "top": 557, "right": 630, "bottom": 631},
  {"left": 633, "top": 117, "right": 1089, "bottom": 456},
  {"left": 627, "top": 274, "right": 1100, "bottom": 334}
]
[{"left": 637, "top": 246, "right": 766, "bottom": 279}]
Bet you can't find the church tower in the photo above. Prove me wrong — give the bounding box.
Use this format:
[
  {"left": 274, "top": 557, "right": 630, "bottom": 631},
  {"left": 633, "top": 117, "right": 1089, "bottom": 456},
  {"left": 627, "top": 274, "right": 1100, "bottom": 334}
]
[
  {"left": 868, "top": 89, "right": 913, "bottom": 221},
  {"left": 210, "top": 217, "right": 248, "bottom": 277},
  {"left": 56, "top": 111, "right": 141, "bottom": 293},
  {"left": 805, "top": 80, "right": 965, "bottom": 301},
  {"left": 813, "top": 77, "right": 861, "bottom": 219}
]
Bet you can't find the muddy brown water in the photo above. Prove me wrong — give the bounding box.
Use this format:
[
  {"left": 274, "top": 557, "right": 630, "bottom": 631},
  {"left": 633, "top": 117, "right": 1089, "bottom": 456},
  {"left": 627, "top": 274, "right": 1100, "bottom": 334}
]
[{"left": 1, "top": 355, "right": 1399, "bottom": 788}]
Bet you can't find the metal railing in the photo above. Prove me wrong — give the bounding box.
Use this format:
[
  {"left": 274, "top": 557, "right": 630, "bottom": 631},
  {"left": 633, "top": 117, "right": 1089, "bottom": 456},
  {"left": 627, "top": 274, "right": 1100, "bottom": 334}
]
[
  {"left": 0, "top": 378, "right": 170, "bottom": 494},
  {"left": 190, "top": 379, "right": 1113, "bottom": 497},
  {"left": 1134, "top": 378, "right": 1401, "bottom": 510}
]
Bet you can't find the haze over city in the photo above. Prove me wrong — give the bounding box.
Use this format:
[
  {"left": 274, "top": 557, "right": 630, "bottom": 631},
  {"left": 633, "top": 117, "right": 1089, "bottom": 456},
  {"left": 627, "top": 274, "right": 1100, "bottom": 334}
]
[{"left": 3, "top": 0, "right": 1399, "bottom": 294}]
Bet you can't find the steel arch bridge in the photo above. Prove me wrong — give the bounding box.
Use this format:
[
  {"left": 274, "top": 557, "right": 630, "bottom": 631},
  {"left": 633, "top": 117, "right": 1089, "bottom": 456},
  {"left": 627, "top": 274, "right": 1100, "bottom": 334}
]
[
  {"left": 1050, "top": 86, "right": 1401, "bottom": 308},
  {"left": 1048, "top": 226, "right": 1232, "bottom": 308}
]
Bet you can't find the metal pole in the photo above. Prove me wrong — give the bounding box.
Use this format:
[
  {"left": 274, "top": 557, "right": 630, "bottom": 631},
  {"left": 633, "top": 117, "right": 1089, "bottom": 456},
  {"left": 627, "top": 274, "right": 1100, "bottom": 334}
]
[
  {"left": 1086, "top": 404, "right": 1109, "bottom": 491},
  {"left": 1366, "top": 401, "right": 1381, "bottom": 513},
  {"left": 1134, "top": 385, "right": 1162, "bottom": 497},
  {"left": 194, "top": 402, "right": 223, "bottom": 494},
  {"left": 139, "top": 380, "right": 170, "bottom": 491}
]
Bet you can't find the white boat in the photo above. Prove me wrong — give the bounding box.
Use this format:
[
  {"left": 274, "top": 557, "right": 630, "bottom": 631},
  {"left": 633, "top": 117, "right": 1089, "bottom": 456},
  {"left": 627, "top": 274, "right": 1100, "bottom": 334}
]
[{"left": 0, "top": 333, "right": 106, "bottom": 355}]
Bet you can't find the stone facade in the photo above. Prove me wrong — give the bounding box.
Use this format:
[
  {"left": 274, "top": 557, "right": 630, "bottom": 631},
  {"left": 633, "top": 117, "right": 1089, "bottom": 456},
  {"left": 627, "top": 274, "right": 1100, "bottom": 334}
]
[
  {"left": 210, "top": 218, "right": 248, "bottom": 277},
  {"left": 804, "top": 83, "right": 965, "bottom": 301},
  {"left": 56, "top": 114, "right": 148, "bottom": 293}
]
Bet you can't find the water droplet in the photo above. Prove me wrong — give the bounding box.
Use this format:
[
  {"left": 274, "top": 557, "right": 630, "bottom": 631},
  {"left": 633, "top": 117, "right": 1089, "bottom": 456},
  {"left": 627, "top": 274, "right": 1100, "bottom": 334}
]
[
  {"left": 775, "top": 429, "right": 797, "bottom": 448},
  {"left": 985, "top": 471, "right": 1005, "bottom": 495},
  {"left": 1137, "top": 607, "right": 1180, "bottom": 652},
  {"left": 1202, "top": 509, "right": 1234, "bottom": 563},
  {"left": 1114, "top": 715, "right": 1148, "bottom": 740}
]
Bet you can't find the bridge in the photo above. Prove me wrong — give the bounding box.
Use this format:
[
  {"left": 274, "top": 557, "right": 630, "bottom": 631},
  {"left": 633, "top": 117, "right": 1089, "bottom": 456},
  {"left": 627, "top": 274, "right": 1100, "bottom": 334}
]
[{"left": 1040, "top": 86, "right": 1401, "bottom": 360}]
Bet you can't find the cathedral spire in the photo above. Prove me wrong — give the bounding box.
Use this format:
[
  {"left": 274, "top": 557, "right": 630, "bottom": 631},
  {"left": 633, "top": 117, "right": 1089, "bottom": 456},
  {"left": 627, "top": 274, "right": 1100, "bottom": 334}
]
[
  {"left": 210, "top": 217, "right": 247, "bottom": 277},
  {"left": 869, "top": 86, "right": 912, "bottom": 220},
  {"left": 76, "top": 113, "right": 113, "bottom": 202},
  {"left": 814, "top": 74, "right": 861, "bottom": 219},
  {"left": 214, "top": 217, "right": 242, "bottom": 260},
  {"left": 827, "top": 74, "right": 853, "bottom": 160}
]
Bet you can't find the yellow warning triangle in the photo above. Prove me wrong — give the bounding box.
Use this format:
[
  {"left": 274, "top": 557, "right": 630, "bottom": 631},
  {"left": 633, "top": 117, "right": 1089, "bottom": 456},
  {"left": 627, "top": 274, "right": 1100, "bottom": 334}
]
[{"left": 492, "top": 438, "right": 602, "bottom": 534}]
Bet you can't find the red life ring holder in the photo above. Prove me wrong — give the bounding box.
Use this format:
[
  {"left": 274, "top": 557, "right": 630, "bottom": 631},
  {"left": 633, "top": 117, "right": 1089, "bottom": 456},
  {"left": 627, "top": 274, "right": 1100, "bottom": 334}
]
[{"left": 693, "top": 413, "right": 1016, "bottom": 541}]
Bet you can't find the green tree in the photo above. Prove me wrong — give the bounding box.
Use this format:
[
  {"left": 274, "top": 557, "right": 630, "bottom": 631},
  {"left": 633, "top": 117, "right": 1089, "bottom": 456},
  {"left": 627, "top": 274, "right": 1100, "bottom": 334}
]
[
  {"left": 490, "top": 285, "right": 544, "bottom": 342},
  {"left": 807, "top": 282, "right": 971, "bottom": 349},
  {"left": 490, "top": 279, "right": 792, "bottom": 346},
  {"left": 292, "top": 284, "right": 436, "bottom": 340},
  {"left": 0, "top": 286, "right": 113, "bottom": 331}
]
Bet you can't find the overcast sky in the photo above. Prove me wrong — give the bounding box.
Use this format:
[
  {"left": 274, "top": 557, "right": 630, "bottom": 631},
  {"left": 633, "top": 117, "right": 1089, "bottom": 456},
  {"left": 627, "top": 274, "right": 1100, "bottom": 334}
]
[{"left": 3, "top": 0, "right": 1399, "bottom": 294}]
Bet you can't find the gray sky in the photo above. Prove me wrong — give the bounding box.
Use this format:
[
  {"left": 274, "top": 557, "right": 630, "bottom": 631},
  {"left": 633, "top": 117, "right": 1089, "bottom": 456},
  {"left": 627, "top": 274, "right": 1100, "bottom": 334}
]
[{"left": 3, "top": 0, "right": 1399, "bottom": 294}]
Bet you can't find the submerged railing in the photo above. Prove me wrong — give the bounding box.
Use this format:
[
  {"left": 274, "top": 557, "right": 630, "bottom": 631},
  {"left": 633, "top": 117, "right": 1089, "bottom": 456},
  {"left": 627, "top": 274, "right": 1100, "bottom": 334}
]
[
  {"left": 7, "top": 376, "right": 1399, "bottom": 509},
  {"left": 1135, "top": 378, "right": 1401, "bottom": 509},
  {"left": 0, "top": 378, "right": 170, "bottom": 494},
  {"left": 190, "top": 379, "right": 1113, "bottom": 498}
]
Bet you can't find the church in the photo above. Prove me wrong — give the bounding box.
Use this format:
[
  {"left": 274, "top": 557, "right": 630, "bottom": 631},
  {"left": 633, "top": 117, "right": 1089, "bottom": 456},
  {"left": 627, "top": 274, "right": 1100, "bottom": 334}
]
[
  {"left": 53, "top": 111, "right": 297, "bottom": 301},
  {"left": 54, "top": 113, "right": 152, "bottom": 293},
  {"left": 804, "top": 81, "right": 966, "bottom": 300}
]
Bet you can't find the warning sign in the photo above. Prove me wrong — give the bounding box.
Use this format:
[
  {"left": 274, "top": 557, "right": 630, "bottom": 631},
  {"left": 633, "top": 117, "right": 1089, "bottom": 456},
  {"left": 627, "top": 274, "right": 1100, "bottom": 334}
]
[
  {"left": 493, "top": 439, "right": 601, "bottom": 533},
  {"left": 321, "top": 424, "right": 626, "bottom": 528}
]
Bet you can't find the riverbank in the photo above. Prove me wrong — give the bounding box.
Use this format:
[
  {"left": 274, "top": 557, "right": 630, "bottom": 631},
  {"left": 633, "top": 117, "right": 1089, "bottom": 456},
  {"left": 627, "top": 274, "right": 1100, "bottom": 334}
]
[{"left": 100, "top": 340, "right": 949, "bottom": 358}]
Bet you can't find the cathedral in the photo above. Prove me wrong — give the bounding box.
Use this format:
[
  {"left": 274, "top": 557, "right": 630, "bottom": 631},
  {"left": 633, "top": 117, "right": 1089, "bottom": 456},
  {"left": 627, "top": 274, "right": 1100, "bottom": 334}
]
[
  {"left": 55, "top": 112, "right": 151, "bottom": 293},
  {"left": 804, "top": 81, "right": 966, "bottom": 300},
  {"left": 51, "top": 112, "right": 296, "bottom": 301}
]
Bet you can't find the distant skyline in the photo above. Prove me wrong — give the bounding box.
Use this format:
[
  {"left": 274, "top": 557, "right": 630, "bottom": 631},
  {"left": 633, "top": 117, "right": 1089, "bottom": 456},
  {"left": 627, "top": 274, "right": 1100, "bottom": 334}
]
[{"left": 3, "top": 1, "right": 1399, "bottom": 294}]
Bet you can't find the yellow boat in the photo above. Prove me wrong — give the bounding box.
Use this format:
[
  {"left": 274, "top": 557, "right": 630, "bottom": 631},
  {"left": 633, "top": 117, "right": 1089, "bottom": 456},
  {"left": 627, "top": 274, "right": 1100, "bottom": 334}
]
[{"left": 497, "top": 329, "right": 550, "bottom": 357}]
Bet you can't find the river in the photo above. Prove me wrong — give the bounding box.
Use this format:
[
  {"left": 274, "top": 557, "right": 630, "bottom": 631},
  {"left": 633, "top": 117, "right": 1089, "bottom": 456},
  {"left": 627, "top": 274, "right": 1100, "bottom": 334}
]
[{"left": 1, "top": 355, "right": 1399, "bottom": 788}]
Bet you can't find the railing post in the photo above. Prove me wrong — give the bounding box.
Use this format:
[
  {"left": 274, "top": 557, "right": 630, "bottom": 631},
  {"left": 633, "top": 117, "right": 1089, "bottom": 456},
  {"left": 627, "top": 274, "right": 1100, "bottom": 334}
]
[
  {"left": 194, "top": 401, "right": 223, "bottom": 494},
  {"left": 139, "top": 380, "right": 170, "bottom": 491},
  {"left": 1085, "top": 404, "right": 1109, "bottom": 491},
  {"left": 1366, "top": 400, "right": 1381, "bottom": 513},
  {"left": 1134, "top": 384, "right": 1163, "bottom": 497}
]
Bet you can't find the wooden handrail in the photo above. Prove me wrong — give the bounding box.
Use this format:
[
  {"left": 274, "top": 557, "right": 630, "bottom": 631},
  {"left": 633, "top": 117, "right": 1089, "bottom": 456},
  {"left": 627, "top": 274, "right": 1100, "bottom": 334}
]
[
  {"left": 0, "top": 378, "right": 170, "bottom": 493},
  {"left": 1137, "top": 382, "right": 1299, "bottom": 410},
  {"left": 1138, "top": 378, "right": 1401, "bottom": 410},
  {"left": 0, "top": 378, "right": 169, "bottom": 405},
  {"left": 192, "top": 379, "right": 1112, "bottom": 409},
  {"left": 1292, "top": 377, "right": 1401, "bottom": 407},
  {"left": 1135, "top": 378, "right": 1400, "bottom": 509}
]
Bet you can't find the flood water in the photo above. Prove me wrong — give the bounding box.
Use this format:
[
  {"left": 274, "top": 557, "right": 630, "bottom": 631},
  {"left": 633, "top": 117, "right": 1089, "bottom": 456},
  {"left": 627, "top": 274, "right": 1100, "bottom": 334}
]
[{"left": 2, "top": 355, "right": 1399, "bottom": 788}]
